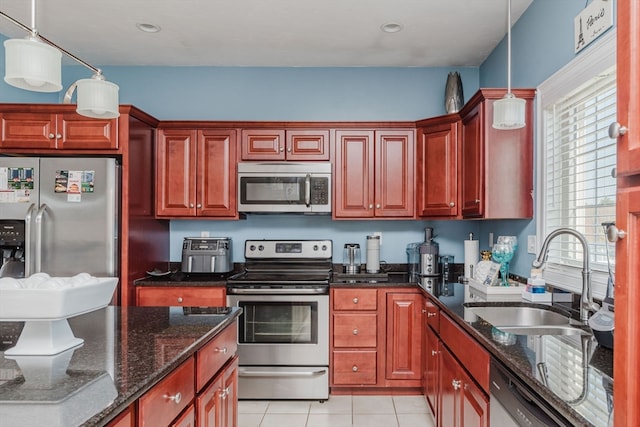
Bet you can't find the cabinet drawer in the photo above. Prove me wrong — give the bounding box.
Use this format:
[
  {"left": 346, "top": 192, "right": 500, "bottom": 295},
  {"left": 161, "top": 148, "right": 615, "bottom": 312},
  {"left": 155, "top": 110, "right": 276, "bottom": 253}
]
[
  {"left": 332, "top": 288, "right": 377, "bottom": 311},
  {"left": 137, "top": 286, "right": 226, "bottom": 307},
  {"left": 440, "top": 313, "right": 489, "bottom": 392},
  {"left": 333, "top": 313, "right": 377, "bottom": 347},
  {"left": 332, "top": 350, "right": 377, "bottom": 385},
  {"left": 138, "top": 357, "right": 195, "bottom": 427},
  {"left": 196, "top": 323, "right": 238, "bottom": 391}
]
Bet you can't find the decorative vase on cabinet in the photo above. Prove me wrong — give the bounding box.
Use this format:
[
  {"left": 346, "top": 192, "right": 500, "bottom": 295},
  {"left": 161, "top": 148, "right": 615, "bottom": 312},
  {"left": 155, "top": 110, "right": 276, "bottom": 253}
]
[{"left": 444, "top": 72, "right": 464, "bottom": 114}]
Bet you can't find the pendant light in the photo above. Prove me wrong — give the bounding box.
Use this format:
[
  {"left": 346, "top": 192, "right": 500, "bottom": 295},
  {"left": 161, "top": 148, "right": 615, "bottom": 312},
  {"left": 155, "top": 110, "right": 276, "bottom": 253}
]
[
  {"left": 492, "top": 0, "right": 526, "bottom": 130},
  {"left": 1, "top": 1, "right": 120, "bottom": 119},
  {"left": 3, "top": 0, "right": 61, "bottom": 92}
]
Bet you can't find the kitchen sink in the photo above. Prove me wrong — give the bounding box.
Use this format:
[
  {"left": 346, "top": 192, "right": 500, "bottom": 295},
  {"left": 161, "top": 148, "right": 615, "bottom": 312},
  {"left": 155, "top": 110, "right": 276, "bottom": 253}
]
[
  {"left": 465, "top": 305, "right": 571, "bottom": 327},
  {"left": 495, "top": 325, "right": 590, "bottom": 336}
]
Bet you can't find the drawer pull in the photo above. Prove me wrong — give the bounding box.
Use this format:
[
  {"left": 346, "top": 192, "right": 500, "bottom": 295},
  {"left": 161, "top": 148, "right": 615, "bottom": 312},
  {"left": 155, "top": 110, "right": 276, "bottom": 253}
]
[
  {"left": 352, "top": 329, "right": 358, "bottom": 335},
  {"left": 215, "top": 347, "right": 228, "bottom": 354},
  {"left": 452, "top": 379, "right": 462, "bottom": 391},
  {"left": 177, "top": 297, "right": 183, "bottom": 303},
  {"left": 427, "top": 312, "right": 437, "bottom": 318},
  {"left": 164, "top": 392, "right": 182, "bottom": 405},
  {"left": 352, "top": 365, "right": 358, "bottom": 372},
  {"left": 353, "top": 297, "right": 359, "bottom": 304}
]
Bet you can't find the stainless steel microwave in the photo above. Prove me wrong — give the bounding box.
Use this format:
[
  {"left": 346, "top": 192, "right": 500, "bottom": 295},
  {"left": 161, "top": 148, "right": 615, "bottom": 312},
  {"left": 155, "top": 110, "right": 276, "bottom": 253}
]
[{"left": 237, "top": 162, "right": 331, "bottom": 214}]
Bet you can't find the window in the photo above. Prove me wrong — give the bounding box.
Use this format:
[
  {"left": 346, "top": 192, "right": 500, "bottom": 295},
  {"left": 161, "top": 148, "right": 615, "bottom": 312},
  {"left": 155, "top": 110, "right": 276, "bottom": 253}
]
[{"left": 536, "top": 31, "right": 616, "bottom": 299}]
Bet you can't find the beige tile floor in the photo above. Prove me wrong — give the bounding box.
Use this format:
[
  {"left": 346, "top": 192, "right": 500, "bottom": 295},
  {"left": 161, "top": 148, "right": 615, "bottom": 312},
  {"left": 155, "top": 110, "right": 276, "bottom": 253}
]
[{"left": 238, "top": 395, "right": 435, "bottom": 427}]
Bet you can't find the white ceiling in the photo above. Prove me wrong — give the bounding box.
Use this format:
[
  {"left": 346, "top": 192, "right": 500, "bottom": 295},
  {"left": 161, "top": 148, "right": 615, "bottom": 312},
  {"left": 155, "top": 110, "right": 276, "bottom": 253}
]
[{"left": 0, "top": 0, "right": 532, "bottom": 68}]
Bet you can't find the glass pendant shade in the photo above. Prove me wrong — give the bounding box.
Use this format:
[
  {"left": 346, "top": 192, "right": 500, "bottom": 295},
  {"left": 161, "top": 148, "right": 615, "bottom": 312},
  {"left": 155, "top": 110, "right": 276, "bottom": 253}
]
[
  {"left": 4, "top": 38, "right": 62, "bottom": 92},
  {"left": 75, "top": 78, "right": 120, "bottom": 119},
  {"left": 493, "top": 93, "right": 526, "bottom": 129}
]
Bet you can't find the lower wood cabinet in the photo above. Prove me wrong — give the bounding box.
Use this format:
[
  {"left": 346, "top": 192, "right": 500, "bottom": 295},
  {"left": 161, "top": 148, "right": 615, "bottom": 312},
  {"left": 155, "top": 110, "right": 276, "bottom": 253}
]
[
  {"left": 330, "top": 287, "right": 422, "bottom": 392},
  {"left": 136, "top": 286, "right": 226, "bottom": 307},
  {"left": 196, "top": 356, "right": 239, "bottom": 427}
]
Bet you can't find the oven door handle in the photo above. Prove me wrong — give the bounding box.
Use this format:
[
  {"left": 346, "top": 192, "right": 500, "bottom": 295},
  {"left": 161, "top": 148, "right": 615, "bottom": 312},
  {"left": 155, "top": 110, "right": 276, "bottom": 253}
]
[
  {"left": 227, "top": 287, "right": 328, "bottom": 295},
  {"left": 239, "top": 368, "right": 327, "bottom": 377}
]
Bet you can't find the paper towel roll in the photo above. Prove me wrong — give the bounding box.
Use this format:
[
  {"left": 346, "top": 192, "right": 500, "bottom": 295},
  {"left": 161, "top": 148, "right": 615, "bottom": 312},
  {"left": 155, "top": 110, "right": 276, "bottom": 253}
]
[{"left": 464, "top": 239, "right": 479, "bottom": 279}]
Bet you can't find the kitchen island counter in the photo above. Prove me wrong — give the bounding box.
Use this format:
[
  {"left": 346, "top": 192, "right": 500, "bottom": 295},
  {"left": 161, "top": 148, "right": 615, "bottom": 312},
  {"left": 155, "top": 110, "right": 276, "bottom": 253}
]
[{"left": 0, "top": 305, "right": 241, "bottom": 427}]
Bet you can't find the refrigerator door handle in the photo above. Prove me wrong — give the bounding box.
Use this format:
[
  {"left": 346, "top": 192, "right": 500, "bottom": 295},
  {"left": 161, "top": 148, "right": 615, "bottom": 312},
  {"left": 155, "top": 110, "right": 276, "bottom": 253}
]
[
  {"left": 24, "top": 203, "right": 36, "bottom": 277},
  {"left": 35, "top": 204, "right": 48, "bottom": 274}
]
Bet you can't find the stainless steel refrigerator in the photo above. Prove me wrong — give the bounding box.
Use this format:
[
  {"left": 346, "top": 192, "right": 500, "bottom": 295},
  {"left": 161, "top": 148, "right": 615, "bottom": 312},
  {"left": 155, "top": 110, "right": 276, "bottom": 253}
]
[{"left": 0, "top": 157, "right": 118, "bottom": 278}]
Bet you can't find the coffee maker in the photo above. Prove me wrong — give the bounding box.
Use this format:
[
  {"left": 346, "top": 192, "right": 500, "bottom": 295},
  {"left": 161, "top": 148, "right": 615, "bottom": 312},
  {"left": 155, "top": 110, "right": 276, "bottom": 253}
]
[
  {"left": 0, "top": 220, "right": 25, "bottom": 278},
  {"left": 418, "top": 227, "right": 440, "bottom": 290}
]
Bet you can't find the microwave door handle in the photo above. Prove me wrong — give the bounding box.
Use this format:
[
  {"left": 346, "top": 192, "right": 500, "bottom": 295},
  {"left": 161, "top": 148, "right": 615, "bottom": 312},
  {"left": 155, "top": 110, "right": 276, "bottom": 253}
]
[
  {"left": 305, "top": 174, "right": 311, "bottom": 207},
  {"left": 24, "top": 203, "right": 36, "bottom": 277}
]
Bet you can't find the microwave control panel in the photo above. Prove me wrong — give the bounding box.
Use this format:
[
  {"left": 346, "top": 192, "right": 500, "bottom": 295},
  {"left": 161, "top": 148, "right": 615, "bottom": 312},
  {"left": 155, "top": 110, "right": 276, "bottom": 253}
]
[{"left": 310, "top": 178, "right": 329, "bottom": 205}]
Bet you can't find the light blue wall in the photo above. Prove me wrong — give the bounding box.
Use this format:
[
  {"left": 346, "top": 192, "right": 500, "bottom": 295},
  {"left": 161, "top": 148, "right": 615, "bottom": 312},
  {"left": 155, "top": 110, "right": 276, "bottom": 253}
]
[{"left": 0, "top": 0, "right": 607, "bottom": 273}]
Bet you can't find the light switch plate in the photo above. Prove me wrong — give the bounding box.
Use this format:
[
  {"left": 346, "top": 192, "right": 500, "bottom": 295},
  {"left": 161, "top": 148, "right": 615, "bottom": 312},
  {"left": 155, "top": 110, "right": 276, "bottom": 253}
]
[{"left": 527, "top": 235, "right": 536, "bottom": 254}]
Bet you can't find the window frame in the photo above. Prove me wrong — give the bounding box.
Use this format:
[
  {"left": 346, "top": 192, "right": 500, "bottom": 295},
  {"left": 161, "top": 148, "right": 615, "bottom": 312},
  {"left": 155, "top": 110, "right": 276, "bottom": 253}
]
[{"left": 535, "top": 30, "right": 616, "bottom": 300}]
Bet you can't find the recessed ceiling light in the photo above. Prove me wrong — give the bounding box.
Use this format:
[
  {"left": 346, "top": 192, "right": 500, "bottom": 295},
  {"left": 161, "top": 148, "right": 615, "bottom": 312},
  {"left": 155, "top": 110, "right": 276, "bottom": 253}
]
[
  {"left": 381, "top": 22, "right": 403, "bottom": 33},
  {"left": 136, "top": 23, "right": 161, "bottom": 33}
]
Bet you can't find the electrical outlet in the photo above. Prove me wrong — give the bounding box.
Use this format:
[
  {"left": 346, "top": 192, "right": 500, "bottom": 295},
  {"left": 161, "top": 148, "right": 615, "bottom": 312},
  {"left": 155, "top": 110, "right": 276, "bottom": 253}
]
[
  {"left": 489, "top": 232, "right": 494, "bottom": 248},
  {"left": 527, "top": 235, "right": 536, "bottom": 254},
  {"left": 374, "top": 231, "right": 382, "bottom": 245},
  {"left": 200, "top": 231, "right": 210, "bottom": 237}
]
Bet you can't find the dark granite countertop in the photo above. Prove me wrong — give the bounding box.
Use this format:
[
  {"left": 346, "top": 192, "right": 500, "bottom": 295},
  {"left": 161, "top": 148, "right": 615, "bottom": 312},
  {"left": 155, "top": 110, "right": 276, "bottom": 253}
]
[
  {"left": 423, "top": 281, "right": 613, "bottom": 427},
  {"left": 0, "top": 306, "right": 241, "bottom": 427}
]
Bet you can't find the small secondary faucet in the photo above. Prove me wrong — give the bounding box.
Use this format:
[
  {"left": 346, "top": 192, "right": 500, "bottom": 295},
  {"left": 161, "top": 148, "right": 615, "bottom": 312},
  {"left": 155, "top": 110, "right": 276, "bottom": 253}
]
[{"left": 532, "top": 228, "right": 600, "bottom": 322}]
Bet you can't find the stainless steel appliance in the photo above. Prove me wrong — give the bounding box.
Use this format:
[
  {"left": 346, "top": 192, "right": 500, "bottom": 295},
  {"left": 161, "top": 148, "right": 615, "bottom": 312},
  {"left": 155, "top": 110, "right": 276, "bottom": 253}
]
[
  {"left": 342, "top": 243, "right": 361, "bottom": 273},
  {"left": 490, "top": 358, "right": 572, "bottom": 426},
  {"left": 237, "top": 162, "right": 331, "bottom": 214},
  {"left": 227, "top": 239, "right": 332, "bottom": 400},
  {"left": 181, "top": 237, "right": 232, "bottom": 273},
  {"left": 419, "top": 227, "right": 440, "bottom": 291},
  {"left": 0, "top": 220, "right": 25, "bottom": 278},
  {"left": 0, "top": 157, "right": 118, "bottom": 277}
]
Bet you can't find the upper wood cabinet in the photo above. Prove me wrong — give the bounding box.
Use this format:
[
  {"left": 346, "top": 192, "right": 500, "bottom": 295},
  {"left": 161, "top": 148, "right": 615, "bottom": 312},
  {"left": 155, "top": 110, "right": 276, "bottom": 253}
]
[
  {"left": 156, "top": 128, "right": 237, "bottom": 218},
  {"left": 241, "top": 128, "right": 330, "bottom": 161},
  {"left": 416, "top": 115, "right": 460, "bottom": 218},
  {"left": 0, "top": 111, "right": 117, "bottom": 150},
  {"left": 459, "top": 88, "right": 536, "bottom": 219},
  {"left": 334, "top": 129, "right": 415, "bottom": 219}
]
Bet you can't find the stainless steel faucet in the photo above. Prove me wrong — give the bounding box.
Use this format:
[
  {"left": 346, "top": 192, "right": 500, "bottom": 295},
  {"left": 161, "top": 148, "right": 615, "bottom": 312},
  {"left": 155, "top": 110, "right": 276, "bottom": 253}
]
[{"left": 532, "top": 228, "right": 600, "bottom": 322}]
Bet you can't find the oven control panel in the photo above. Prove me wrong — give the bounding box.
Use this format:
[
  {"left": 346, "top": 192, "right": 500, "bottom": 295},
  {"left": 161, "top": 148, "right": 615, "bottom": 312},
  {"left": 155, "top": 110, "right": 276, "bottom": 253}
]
[{"left": 244, "top": 239, "right": 332, "bottom": 259}]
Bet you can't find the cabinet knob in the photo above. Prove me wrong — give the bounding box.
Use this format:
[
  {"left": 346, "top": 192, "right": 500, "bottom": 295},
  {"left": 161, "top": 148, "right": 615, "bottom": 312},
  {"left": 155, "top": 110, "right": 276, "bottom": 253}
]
[
  {"left": 352, "top": 365, "right": 358, "bottom": 372},
  {"left": 177, "top": 297, "right": 183, "bottom": 303},
  {"left": 376, "top": 204, "right": 381, "bottom": 209},
  {"left": 164, "top": 392, "right": 182, "bottom": 404},
  {"left": 352, "top": 297, "right": 359, "bottom": 304},
  {"left": 189, "top": 203, "right": 194, "bottom": 208},
  {"left": 48, "top": 133, "right": 55, "bottom": 139},
  {"left": 427, "top": 312, "right": 437, "bottom": 318},
  {"left": 220, "top": 386, "right": 230, "bottom": 400},
  {"left": 56, "top": 134, "right": 62, "bottom": 139},
  {"left": 280, "top": 146, "right": 285, "bottom": 152},
  {"left": 196, "top": 203, "right": 202, "bottom": 208},
  {"left": 369, "top": 204, "right": 374, "bottom": 209},
  {"left": 605, "top": 224, "right": 627, "bottom": 242},
  {"left": 215, "top": 347, "right": 228, "bottom": 354},
  {"left": 431, "top": 350, "right": 438, "bottom": 357},
  {"left": 449, "top": 202, "right": 455, "bottom": 207},
  {"left": 608, "top": 122, "right": 628, "bottom": 138},
  {"left": 422, "top": 309, "right": 427, "bottom": 314},
  {"left": 474, "top": 199, "right": 480, "bottom": 204},
  {"left": 452, "top": 379, "right": 462, "bottom": 391},
  {"left": 352, "top": 329, "right": 359, "bottom": 335}
]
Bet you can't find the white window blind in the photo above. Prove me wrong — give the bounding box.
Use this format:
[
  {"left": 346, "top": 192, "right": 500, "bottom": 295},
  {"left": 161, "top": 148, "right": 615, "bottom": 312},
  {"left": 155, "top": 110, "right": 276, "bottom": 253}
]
[{"left": 537, "top": 31, "right": 616, "bottom": 299}]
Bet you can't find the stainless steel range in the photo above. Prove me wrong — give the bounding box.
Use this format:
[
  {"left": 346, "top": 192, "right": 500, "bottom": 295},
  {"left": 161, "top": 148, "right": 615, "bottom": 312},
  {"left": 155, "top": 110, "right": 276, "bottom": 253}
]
[{"left": 226, "top": 239, "right": 332, "bottom": 400}]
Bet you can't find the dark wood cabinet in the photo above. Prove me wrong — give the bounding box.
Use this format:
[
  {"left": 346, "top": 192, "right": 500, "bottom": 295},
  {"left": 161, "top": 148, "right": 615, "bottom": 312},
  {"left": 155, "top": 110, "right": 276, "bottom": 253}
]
[
  {"left": 0, "top": 111, "right": 117, "bottom": 150},
  {"left": 459, "top": 88, "right": 536, "bottom": 219},
  {"left": 156, "top": 128, "right": 237, "bottom": 218},
  {"left": 423, "top": 301, "right": 440, "bottom": 417},
  {"left": 416, "top": 116, "right": 460, "bottom": 218},
  {"left": 136, "top": 286, "right": 226, "bottom": 307},
  {"left": 196, "top": 356, "right": 239, "bottom": 427},
  {"left": 385, "top": 292, "right": 422, "bottom": 382},
  {"left": 334, "top": 129, "right": 415, "bottom": 218},
  {"left": 241, "top": 128, "right": 329, "bottom": 161}
]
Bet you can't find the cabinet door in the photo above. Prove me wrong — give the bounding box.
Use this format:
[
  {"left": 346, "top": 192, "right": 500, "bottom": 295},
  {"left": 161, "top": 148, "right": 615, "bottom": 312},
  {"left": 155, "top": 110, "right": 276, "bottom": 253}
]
[
  {"left": 198, "top": 130, "right": 237, "bottom": 217},
  {"left": 386, "top": 292, "right": 422, "bottom": 381},
  {"left": 424, "top": 323, "right": 439, "bottom": 418},
  {"left": 375, "top": 130, "right": 415, "bottom": 217},
  {"left": 106, "top": 405, "right": 135, "bottom": 427},
  {"left": 460, "top": 372, "right": 489, "bottom": 427},
  {"left": 439, "top": 347, "right": 459, "bottom": 427},
  {"left": 286, "top": 129, "right": 330, "bottom": 160},
  {"left": 334, "top": 130, "right": 375, "bottom": 218},
  {"left": 0, "top": 112, "right": 58, "bottom": 148},
  {"left": 196, "top": 375, "right": 223, "bottom": 427},
  {"left": 172, "top": 404, "right": 195, "bottom": 427},
  {"left": 59, "top": 113, "right": 118, "bottom": 150},
  {"left": 241, "top": 129, "right": 285, "bottom": 160},
  {"left": 417, "top": 123, "right": 459, "bottom": 217},
  {"left": 461, "top": 104, "right": 483, "bottom": 217},
  {"left": 156, "top": 129, "right": 197, "bottom": 216},
  {"left": 221, "top": 356, "right": 239, "bottom": 427}
]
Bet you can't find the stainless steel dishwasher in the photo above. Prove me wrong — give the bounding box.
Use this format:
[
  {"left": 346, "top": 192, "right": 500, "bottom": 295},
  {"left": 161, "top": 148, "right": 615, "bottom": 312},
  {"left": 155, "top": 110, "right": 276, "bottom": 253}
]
[{"left": 490, "top": 359, "right": 572, "bottom": 427}]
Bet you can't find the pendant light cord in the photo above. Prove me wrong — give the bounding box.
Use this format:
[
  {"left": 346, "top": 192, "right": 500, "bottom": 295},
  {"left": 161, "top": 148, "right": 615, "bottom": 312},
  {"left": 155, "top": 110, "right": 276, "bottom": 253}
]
[{"left": 507, "top": 0, "right": 512, "bottom": 94}]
